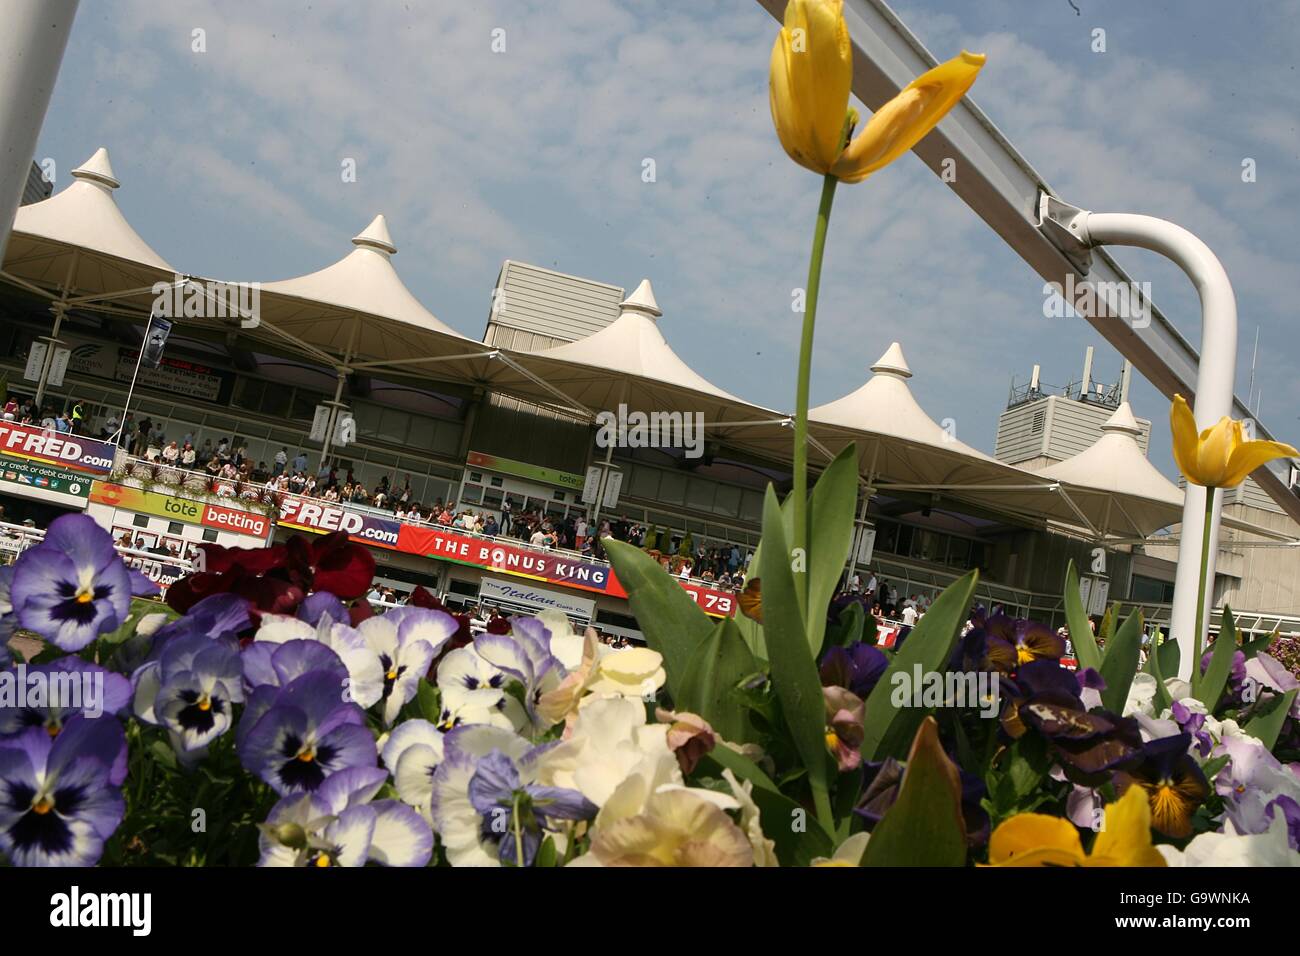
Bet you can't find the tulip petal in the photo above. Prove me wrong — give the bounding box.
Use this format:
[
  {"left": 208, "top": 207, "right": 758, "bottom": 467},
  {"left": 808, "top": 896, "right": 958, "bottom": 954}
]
[
  {"left": 1195, "top": 417, "right": 1236, "bottom": 487},
  {"left": 1220, "top": 438, "right": 1299, "bottom": 489},
  {"left": 831, "top": 50, "right": 985, "bottom": 183},
  {"left": 770, "top": 0, "right": 854, "bottom": 175},
  {"left": 1170, "top": 395, "right": 1203, "bottom": 485}
]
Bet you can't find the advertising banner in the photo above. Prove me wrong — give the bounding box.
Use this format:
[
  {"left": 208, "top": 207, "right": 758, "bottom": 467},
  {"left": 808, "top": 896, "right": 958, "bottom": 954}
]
[
  {"left": 277, "top": 494, "right": 400, "bottom": 549},
  {"left": 0, "top": 422, "right": 117, "bottom": 476},
  {"left": 400, "top": 524, "right": 614, "bottom": 591},
  {"left": 397, "top": 523, "right": 737, "bottom": 616},
  {"left": 466, "top": 451, "right": 585, "bottom": 490},
  {"left": 89, "top": 482, "right": 271, "bottom": 539},
  {"left": 0, "top": 459, "right": 91, "bottom": 509},
  {"left": 478, "top": 577, "right": 597, "bottom": 621}
]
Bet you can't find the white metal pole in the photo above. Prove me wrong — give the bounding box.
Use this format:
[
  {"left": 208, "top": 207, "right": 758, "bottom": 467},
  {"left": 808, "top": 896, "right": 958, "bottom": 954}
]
[
  {"left": 111, "top": 312, "right": 154, "bottom": 449},
  {"left": 0, "top": 0, "right": 79, "bottom": 264},
  {"left": 1084, "top": 212, "right": 1237, "bottom": 681}
]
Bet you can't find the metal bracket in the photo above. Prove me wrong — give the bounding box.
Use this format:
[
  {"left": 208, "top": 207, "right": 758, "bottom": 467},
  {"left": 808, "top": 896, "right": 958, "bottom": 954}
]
[{"left": 1036, "top": 192, "right": 1093, "bottom": 275}]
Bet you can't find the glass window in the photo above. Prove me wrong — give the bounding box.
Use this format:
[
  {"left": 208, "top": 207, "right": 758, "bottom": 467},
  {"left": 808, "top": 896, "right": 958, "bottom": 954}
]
[
  {"left": 947, "top": 537, "right": 971, "bottom": 568},
  {"left": 461, "top": 485, "right": 484, "bottom": 504},
  {"left": 713, "top": 484, "right": 741, "bottom": 516},
  {"left": 168, "top": 521, "right": 183, "bottom": 535},
  {"left": 658, "top": 471, "right": 687, "bottom": 506},
  {"left": 686, "top": 477, "right": 715, "bottom": 511},
  {"left": 407, "top": 416, "right": 437, "bottom": 451},
  {"left": 377, "top": 408, "right": 409, "bottom": 445},
  {"left": 628, "top": 465, "right": 660, "bottom": 500},
  {"left": 133, "top": 514, "right": 149, "bottom": 528},
  {"left": 202, "top": 528, "right": 218, "bottom": 542},
  {"left": 290, "top": 392, "right": 319, "bottom": 422}
]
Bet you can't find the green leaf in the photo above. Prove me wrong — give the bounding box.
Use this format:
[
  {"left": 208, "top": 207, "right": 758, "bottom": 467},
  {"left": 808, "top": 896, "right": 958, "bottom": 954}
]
[
  {"left": 862, "top": 717, "right": 966, "bottom": 867},
  {"left": 1142, "top": 635, "right": 1173, "bottom": 714},
  {"left": 100, "top": 597, "right": 177, "bottom": 647},
  {"left": 1156, "top": 636, "right": 1181, "bottom": 680},
  {"left": 1241, "top": 630, "right": 1277, "bottom": 660},
  {"left": 1244, "top": 689, "right": 1298, "bottom": 750},
  {"left": 416, "top": 679, "right": 441, "bottom": 724},
  {"left": 758, "top": 485, "right": 832, "bottom": 819},
  {"left": 1195, "top": 606, "right": 1238, "bottom": 707},
  {"left": 828, "top": 599, "right": 866, "bottom": 649},
  {"left": 535, "top": 835, "right": 559, "bottom": 868},
  {"left": 803, "top": 444, "right": 860, "bottom": 654},
  {"left": 1098, "top": 609, "right": 1144, "bottom": 714},
  {"left": 860, "top": 569, "right": 978, "bottom": 761},
  {"left": 604, "top": 537, "right": 714, "bottom": 701},
  {"left": 696, "top": 747, "right": 833, "bottom": 866},
  {"left": 1063, "top": 561, "right": 1101, "bottom": 672},
  {"left": 674, "top": 617, "right": 760, "bottom": 743}
]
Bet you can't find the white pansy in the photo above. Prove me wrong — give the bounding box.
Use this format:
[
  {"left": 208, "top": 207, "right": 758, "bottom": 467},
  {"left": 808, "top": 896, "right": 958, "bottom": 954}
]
[
  {"left": 586, "top": 646, "right": 667, "bottom": 699},
  {"left": 1122, "top": 673, "right": 1157, "bottom": 717},
  {"left": 539, "top": 696, "right": 675, "bottom": 808},
  {"left": 1157, "top": 815, "right": 1300, "bottom": 866}
]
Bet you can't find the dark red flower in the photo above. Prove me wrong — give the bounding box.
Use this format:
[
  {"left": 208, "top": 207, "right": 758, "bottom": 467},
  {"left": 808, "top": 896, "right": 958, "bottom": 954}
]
[{"left": 167, "top": 533, "right": 373, "bottom": 619}]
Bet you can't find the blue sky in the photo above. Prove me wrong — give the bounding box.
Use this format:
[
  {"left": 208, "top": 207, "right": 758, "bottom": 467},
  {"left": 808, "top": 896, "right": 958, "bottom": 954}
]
[{"left": 32, "top": 0, "right": 1300, "bottom": 480}]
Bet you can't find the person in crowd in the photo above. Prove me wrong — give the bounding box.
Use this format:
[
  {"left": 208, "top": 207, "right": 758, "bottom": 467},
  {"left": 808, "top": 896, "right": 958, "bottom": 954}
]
[
  {"left": 323, "top": 485, "right": 339, "bottom": 503},
  {"left": 161, "top": 440, "right": 180, "bottom": 464},
  {"left": 273, "top": 448, "right": 288, "bottom": 477},
  {"left": 71, "top": 400, "right": 84, "bottom": 432},
  {"left": 500, "top": 496, "right": 514, "bottom": 535},
  {"left": 292, "top": 450, "right": 308, "bottom": 474},
  {"left": 219, "top": 460, "right": 239, "bottom": 480},
  {"left": 180, "top": 441, "right": 197, "bottom": 468},
  {"left": 2, "top": 396, "right": 17, "bottom": 420},
  {"left": 483, "top": 515, "right": 499, "bottom": 536},
  {"left": 205, "top": 455, "right": 222, "bottom": 477},
  {"left": 116, "top": 531, "right": 134, "bottom": 548}
]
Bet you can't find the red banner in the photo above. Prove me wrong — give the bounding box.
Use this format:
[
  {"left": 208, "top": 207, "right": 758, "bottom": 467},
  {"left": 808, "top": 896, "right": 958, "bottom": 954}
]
[{"left": 396, "top": 524, "right": 736, "bottom": 617}]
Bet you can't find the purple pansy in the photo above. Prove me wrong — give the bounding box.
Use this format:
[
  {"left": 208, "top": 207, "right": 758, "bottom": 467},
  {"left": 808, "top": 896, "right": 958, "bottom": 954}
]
[
  {"left": 820, "top": 642, "right": 889, "bottom": 698},
  {"left": 296, "top": 591, "right": 349, "bottom": 627},
  {"left": 0, "top": 719, "right": 126, "bottom": 866},
  {"left": 133, "top": 632, "right": 246, "bottom": 752},
  {"left": 238, "top": 669, "right": 377, "bottom": 795},
  {"left": 467, "top": 749, "right": 596, "bottom": 866},
  {"left": 0, "top": 658, "right": 132, "bottom": 784},
  {"left": 258, "top": 766, "right": 432, "bottom": 867},
  {"left": 10, "top": 514, "right": 132, "bottom": 651}
]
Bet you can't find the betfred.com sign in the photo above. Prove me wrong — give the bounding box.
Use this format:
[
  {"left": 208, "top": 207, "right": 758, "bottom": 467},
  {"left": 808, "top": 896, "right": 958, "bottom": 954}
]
[
  {"left": 0, "top": 422, "right": 117, "bottom": 476},
  {"left": 277, "top": 494, "right": 400, "bottom": 549}
]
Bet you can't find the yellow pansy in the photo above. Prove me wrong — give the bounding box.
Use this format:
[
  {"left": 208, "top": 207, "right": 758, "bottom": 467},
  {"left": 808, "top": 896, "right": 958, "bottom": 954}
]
[{"left": 984, "top": 787, "right": 1167, "bottom": 867}]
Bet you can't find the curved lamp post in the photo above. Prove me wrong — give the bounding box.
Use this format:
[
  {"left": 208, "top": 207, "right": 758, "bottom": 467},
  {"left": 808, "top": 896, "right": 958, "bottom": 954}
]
[{"left": 1042, "top": 200, "right": 1237, "bottom": 680}]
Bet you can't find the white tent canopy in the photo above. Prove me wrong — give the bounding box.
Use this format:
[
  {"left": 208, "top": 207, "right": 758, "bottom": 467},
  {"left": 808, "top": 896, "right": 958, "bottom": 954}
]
[
  {"left": 2, "top": 147, "right": 174, "bottom": 307},
  {"left": 484, "top": 278, "right": 782, "bottom": 426},
  {"left": 1035, "top": 402, "right": 1184, "bottom": 537},
  {"left": 253, "top": 214, "right": 492, "bottom": 370}
]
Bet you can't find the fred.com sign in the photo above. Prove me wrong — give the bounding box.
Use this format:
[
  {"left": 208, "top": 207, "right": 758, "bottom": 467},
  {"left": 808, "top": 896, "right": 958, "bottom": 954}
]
[{"left": 0, "top": 422, "right": 118, "bottom": 476}]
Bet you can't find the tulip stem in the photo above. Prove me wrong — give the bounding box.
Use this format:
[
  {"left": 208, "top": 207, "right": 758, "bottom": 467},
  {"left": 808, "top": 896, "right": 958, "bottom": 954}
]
[
  {"left": 792, "top": 173, "right": 838, "bottom": 614},
  {"left": 1191, "top": 488, "right": 1215, "bottom": 695}
]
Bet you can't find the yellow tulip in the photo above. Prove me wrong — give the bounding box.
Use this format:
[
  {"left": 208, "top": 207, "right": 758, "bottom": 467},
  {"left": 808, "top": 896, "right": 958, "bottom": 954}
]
[
  {"left": 984, "top": 787, "right": 1167, "bottom": 867},
  {"left": 769, "top": 0, "right": 984, "bottom": 182},
  {"left": 1170, "top": 394, "right": 1298, "bottom": 488}
]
